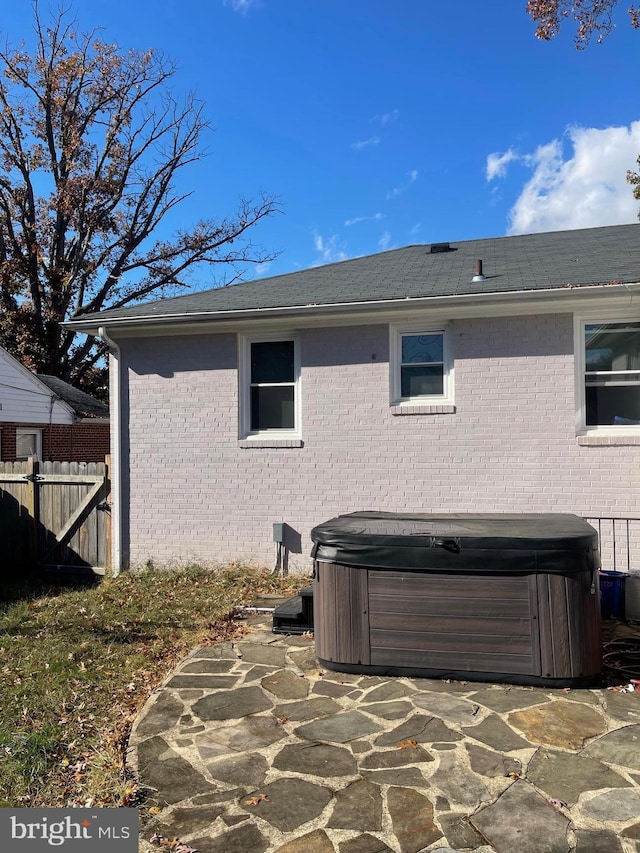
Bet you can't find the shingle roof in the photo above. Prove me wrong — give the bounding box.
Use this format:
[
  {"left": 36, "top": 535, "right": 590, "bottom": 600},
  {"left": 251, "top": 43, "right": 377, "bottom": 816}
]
[
  {"left": 36, "top": 375, "right": 109, "bottom": 419},
  {"left": 73, "top": 224, "right": 640, "bottom": 324}
]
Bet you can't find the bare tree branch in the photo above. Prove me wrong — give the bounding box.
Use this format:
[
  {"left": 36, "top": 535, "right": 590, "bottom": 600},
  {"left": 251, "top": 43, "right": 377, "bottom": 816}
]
[{"left": 0, "top": 2, "right": 280, "bottom": 396}]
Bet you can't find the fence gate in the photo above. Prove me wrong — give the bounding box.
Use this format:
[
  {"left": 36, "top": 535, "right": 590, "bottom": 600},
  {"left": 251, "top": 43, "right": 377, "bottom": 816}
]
[{"left": 0, "top": 457, "right": 110, "bottom": 574}]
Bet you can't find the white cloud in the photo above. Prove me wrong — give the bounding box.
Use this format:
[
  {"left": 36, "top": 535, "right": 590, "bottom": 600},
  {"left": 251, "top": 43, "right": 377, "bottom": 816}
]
[
  {"left": 344, "top": 212, "right": 383, "bottom": 226},
  {"left": 486, "top": 148, "right": 518, "bottom": 181},
  {"left": 254, "top": 262, "right": 271, "bottom": 277},
  {"left": 352, "top": 136, "right": 380, "bottom": 150},
  {"left": 506, "top": 122, "right": 640, "bottom": 235},
  {"left": 373, "top": 109, "right": 399, "bottom": 126},
  {"left": 379, "top": 231, "right": 392, "bottom": 251},
  {"left": 409, "top": 222, "right": 422, "bottom": 236},
  {"left": 387, "top": 169, "right": 418, "bottom": 199},
  {"left": 224, "top": 0, "right": 260, "bottom": 13},
  {"left": 313, "top": 232, "right": 348, "bottom": 265}
]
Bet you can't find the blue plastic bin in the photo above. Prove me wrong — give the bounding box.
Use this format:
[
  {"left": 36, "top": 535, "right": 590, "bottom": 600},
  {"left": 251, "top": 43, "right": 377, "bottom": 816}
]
[{"left": 599, "top": 570, "right": 625, "bottom": 618}]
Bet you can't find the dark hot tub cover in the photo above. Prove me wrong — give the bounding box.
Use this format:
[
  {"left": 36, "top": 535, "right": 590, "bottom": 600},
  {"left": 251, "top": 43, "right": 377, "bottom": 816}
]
[{"left": 310, "top": 511, "right": 598, "bottom": 574}]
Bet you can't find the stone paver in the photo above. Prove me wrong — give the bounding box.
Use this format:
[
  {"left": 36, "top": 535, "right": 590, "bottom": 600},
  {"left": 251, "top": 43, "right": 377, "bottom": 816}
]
[
  {"left": 469, "top": 686, "right": 552, "bottom": 712},
  {"left": 134, "top": 691, "right": 184, "bottom": 739},
  {"left": 150, "top": 804, "right": 224, "bottom": 838},
  {"left": 581, "top": 788, "right": 640, "bottom": 821},
  {"left": 438, "top": 812, "right": 487, "bottom": 850},
  {"left": 195, "top": 715, "right": 285, "bottom": 754},
  {"left": 387, "top": 787, "right": 442, "bottom": 853},
  {"left": 603, "top": 690, "right": 640, "bottom": 723},
  {"left": 462, "top": 714, "right": 532, "bottom": 751},
  {"left": 273, "top": 695, "right": 341, "bottom": 721},
  {"left": 359, "top": 745, "right": 434, "bottom": 769},
  {"left": 296, "top": 711, "right": 380, "bottom": 743},
  {"left": 361, "top": 767, "right": 428, "bottom": 787},
  {"left": 180, "top": 658, "right": 236, "bottom": 674},
  {"left": 412, "top": 691, "right": 483, "bottom": 724},
  {"left": 275, "top": 829, "right": 335, "bottom": 853},
  {"left": 471, "top": 780, "right": 571, "bottom": 853},
  {"left": 574, "top": 828, "right": 624, "bottom": 852},
  {"left": 192, "top": 685, "right": 273, "bottom": 721},
  {"left": 465, "top": 743, "right": 522, "bottom": 778},
  {"left": 135, "top": 735, "right": 214, "bottom": 805},
  {"left": 206, "top": 752, "right": 268, "bottom": 787},
  {"left": 582, "top": 723, "right": 640, "bottom": 771},
  {"left": 375, "top": 714, "right": 463, "bottom": 747},
  {"left": 131, "top": 613, "right": 640, "bottom": 853},
  {"left": 507, "top": 701, "right": 607, "bottom": 750},
  {"left": 338, "top": 835, "right": 395, "bottom": 853},
  {"left": 190, "top": 822, "right": 268, "bottom": 853},
  {"left": 273, "top": 742, "right": 357, "bottom": 777},
  {"left": 239, "top": 778, "right": 332, "bottom": 831},
  {"left": 261, "top": 669, "right": 310, "bottom": 700},
  {"left": 327, "top": 779, "right": 382, "bottom": 831},
  {"left": 527, "top": 747, "right": 631, "bottom": 804},
  {"left": 362, "top": 682, "right": 417, "bottom": 702},
  {"left": 166, "top": 674, "right": 238, "bottom": 689},
  {"left": 430, "top": 751, "right": 492, "bottom": 807},
  {"left": 360, "top": 700, "right": 414, "bottom": 719}
]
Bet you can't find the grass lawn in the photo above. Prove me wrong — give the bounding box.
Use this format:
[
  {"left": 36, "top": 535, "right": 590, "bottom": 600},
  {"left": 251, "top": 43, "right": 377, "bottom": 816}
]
[{"left": 0, "top": 564, "right": 301, "bottom": 809}]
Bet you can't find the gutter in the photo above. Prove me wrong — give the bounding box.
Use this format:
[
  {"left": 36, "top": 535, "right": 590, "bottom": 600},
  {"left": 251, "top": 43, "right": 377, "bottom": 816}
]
[
  {"left": 98, "top": 326, "right": 122, "bottom": 576},
  {"left": 77, "top": 417, "right": 111, "bottom": 425},
  {"left": 64, "top": 281, "right": 640, "bottom": 336}
]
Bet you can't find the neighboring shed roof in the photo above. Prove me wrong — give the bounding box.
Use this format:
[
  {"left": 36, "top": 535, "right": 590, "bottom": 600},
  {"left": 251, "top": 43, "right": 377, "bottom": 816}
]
[
  {"left": 36, "top": 375, "right": 109, "bottom": 419},
  {"left": 71, "top": 224, "right": 640, "bottom": 326}
]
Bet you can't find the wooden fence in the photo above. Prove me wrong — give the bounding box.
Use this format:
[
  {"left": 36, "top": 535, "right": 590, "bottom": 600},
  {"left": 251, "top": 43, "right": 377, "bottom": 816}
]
[{"left": 0, "top": 457, "right": 110, "bottom": 574}]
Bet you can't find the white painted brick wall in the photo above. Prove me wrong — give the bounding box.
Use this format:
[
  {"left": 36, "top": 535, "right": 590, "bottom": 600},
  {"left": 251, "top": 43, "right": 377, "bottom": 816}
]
[{"left": 119, "top": 315, "right": 640, "bottom": 570}]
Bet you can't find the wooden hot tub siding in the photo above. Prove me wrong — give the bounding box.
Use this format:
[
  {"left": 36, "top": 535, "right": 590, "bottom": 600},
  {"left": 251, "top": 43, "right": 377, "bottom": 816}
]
[{"left": 314, "top": 562, "right": 602, "bottom": 684}]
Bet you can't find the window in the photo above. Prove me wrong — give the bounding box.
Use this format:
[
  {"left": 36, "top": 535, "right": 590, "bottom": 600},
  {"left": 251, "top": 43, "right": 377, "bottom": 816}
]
[
  {"left": 578, "top": 319, "right": 640, "bottom": 430},
  {"left": 239, "top": 335, "right": 300, "bottom": 438},
  {"left": 16, "top": 429, "right": 42, "bottom": 460},
  {"left": 390, "top": 325, "right": 453, "bottom": 407}
]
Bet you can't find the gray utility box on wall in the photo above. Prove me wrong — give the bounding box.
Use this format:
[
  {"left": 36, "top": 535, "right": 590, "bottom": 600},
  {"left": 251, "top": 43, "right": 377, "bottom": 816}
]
[{"left": 311, "top": 512, "right": 602, "bottom": 687}]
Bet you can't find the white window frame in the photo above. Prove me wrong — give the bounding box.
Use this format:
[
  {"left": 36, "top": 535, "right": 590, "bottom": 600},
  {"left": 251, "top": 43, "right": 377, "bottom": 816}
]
[
  {"left": 16, "top": 428, "right": 42, "bottom": 460},
  {"left": 390, "top": 324, "right": 454, "bottom": 407},
  {"left": 238, "top": 332, "right": 301, "bottom": 439},
  {"left": 575, "top": 313, "right": 640, "bottom": 436}
]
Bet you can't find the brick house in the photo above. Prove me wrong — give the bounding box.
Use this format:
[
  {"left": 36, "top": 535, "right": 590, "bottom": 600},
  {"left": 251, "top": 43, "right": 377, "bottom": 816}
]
[
  {"left": 66, "top": 224, "right": 640, "bottom": 573},
  {"left": 0, "top": 346, "right": 110, "bottom": 462}
]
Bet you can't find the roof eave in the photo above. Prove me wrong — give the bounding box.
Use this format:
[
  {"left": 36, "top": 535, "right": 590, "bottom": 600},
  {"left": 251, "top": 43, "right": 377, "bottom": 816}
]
[{"left": 63, "top": 281, "right": 640, "bottom": 337}]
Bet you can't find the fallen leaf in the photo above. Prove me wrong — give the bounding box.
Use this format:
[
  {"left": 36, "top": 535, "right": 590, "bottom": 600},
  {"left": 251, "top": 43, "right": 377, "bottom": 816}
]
[
  {"left": 245, "top": 793, "right": 269, "bottom": 806},
  {"left": 148, "top": 807, "right": 162, "bottom": 816},
  {"left": 547, "top": 797, "right": 568, "bottom": 809},
  {"left": 398, "top": 738, "right": 417, "bottom": 749}
]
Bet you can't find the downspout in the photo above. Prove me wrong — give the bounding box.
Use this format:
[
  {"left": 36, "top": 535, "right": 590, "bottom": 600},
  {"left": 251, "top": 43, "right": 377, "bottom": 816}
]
[{"left": 98, "top": 326, "right": 122, "bottom": 576}]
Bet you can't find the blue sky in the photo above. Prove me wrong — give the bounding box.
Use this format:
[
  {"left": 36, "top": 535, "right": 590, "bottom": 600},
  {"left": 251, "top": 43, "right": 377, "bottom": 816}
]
[{"left": 3, "top": 0, "right": 640, "bottom": 286}]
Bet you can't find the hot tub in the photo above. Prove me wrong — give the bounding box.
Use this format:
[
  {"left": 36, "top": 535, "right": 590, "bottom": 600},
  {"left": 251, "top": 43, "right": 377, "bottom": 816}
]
[{"left": 311, "top": 512, "right": 602, "bottom": 687}]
